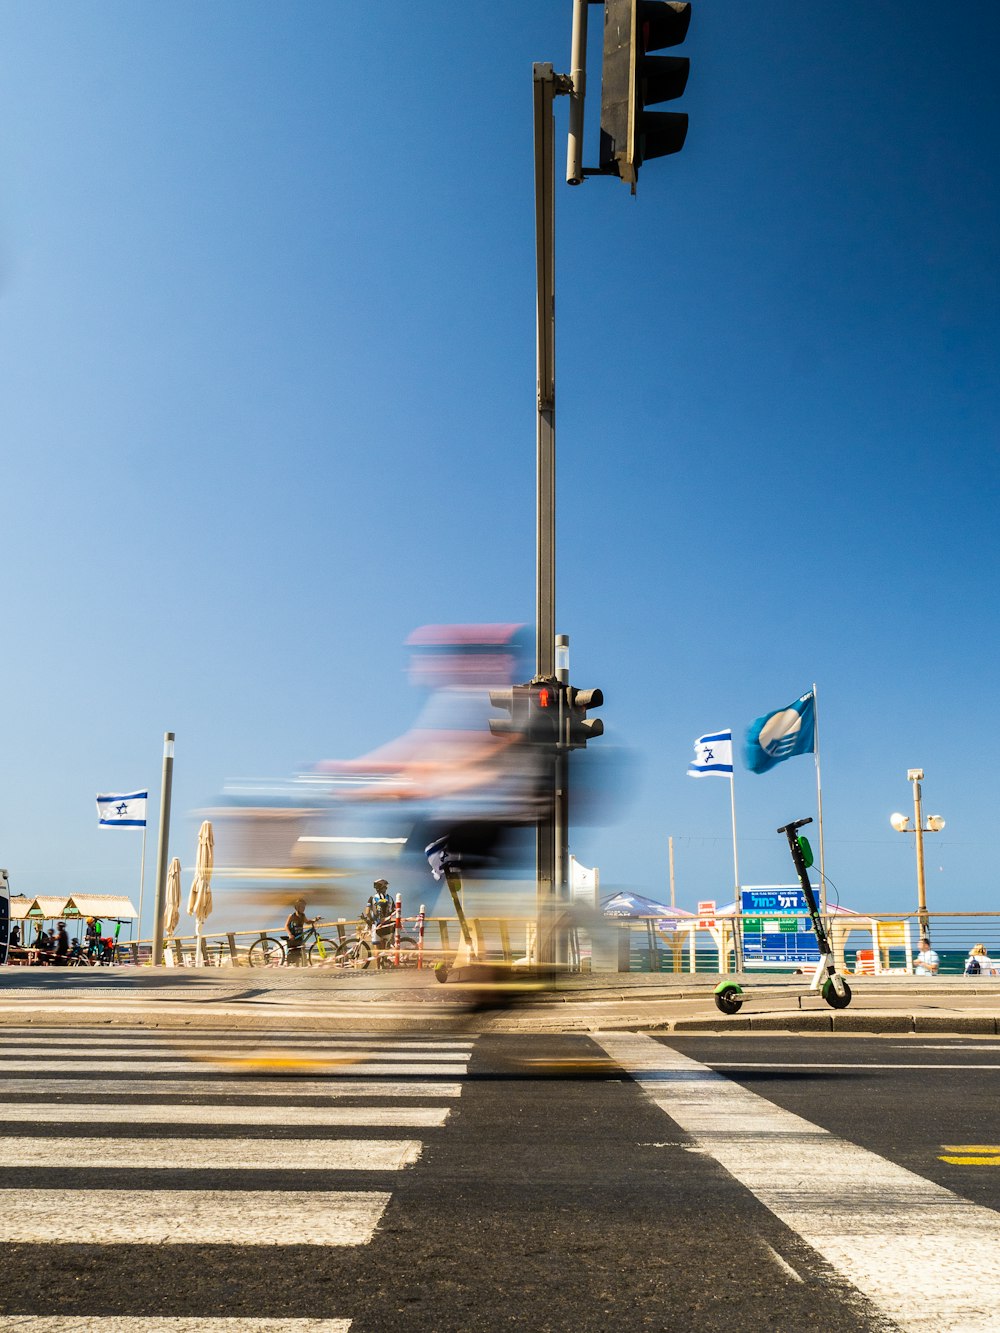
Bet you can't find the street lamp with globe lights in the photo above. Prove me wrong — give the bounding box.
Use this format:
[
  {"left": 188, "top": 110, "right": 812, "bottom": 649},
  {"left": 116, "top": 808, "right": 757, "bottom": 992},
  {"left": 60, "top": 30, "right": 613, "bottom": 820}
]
[{"left": 890, "top": 769, "right": 946, "bottom": 941}]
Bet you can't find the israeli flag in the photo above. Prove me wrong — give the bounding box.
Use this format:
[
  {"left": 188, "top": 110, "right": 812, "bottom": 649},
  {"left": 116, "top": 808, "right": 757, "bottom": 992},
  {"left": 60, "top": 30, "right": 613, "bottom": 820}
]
[
  {"left": 96, "top": 791, "right": 148, "bottom": 827},
  {"left": 744, "top": 691, "right": 815, "bottom": 774},
  {"left": 687, "top": 730, "right": 734, "bottom": 778}
]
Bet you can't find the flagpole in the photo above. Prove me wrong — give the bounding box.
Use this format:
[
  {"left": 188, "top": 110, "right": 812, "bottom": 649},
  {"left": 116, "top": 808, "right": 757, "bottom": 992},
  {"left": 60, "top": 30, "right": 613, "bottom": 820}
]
[
  {"left": 812, "top": 681, "right": 826, "bottom": 915},
  {"left": 136, "top": 823, "right": 147, "bottom": 950},
  {"left": 729, "top": 767, "right": 744, "bottom": 971}
]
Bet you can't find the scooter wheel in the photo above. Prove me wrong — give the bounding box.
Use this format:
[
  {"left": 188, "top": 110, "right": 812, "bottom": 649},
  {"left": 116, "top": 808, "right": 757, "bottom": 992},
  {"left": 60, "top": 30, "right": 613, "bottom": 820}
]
[
  {"left": 822, "top": 977, "right": 852, "bottom": 1009},
  {"left": 433, "top": 961, "right": 452, "bottom": 984},
  {"left": 714, "top": 984, "right": 744, "bottom": 1015}
]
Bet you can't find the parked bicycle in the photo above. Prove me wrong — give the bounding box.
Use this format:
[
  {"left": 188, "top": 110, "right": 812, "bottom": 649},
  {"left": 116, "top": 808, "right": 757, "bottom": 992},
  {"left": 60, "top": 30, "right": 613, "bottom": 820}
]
[
  {"left": 332, "top": 922, "right": 419, "bottom": 971},
  {"left": 246, "top": 921, "right": 339, "bottom": 968}
]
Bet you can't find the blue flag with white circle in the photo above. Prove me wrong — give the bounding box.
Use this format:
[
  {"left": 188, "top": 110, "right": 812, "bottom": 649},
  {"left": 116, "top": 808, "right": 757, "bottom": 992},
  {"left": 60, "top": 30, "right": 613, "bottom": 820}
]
[{"left": 743, "top": 692, "right": 815, "bottom": 774}]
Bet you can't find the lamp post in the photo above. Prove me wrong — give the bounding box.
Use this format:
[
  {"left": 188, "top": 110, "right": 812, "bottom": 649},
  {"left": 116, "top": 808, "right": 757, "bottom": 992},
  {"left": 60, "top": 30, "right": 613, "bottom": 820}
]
[{"left": 890, "top": 768, "right": 946, "bottom": 941}]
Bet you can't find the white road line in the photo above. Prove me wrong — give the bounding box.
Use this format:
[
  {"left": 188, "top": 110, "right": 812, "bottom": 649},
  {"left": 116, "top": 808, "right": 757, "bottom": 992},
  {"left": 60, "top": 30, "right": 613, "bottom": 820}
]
[
  {"left": 4, "top": 1322, "right": 351, "bottom": 1332},
  {"left": 910, "top": 1045, "right": 1000, "bottom": 1051},
  {"left": 0, "top": 1136, "right": 422, "bottom": 1171},
  {"left": 0, "top": 1060, "right": 468, "bottom": 1075},
  {"left": 0, "top": 1188, "right": 389, "bottom": 1245},
  {"left": 0, "top": 1102, "right": 451, "bottom": 1127},
  {"left": 594, "top": 1032, "right": 1000, "bottom": 1333},
  {"left": 0, "top": 1078, "right": 464, "bottom": 1098},
  {"left": 706, "top": 1062, "right": 1000, "bottom": 1071}
]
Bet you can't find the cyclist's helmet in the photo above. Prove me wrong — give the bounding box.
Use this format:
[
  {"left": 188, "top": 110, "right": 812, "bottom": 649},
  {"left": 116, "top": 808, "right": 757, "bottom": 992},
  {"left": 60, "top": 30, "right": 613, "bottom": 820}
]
[{"left": 373, "top": 879, "right": 389, "bottom": 891}]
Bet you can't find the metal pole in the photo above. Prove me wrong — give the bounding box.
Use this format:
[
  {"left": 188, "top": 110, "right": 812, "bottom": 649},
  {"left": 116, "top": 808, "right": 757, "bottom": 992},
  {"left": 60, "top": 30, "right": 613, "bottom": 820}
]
[
  {"left": 535, "top": 64, "right": 557, "bottom": 685},
  {"left": 554, "top": 633, "right": 570, "bottom": 966},
  {"left": 729, "top": 772, "right": 744, "bottom": 971},
  {"left": 534, "top": 63, "right": 557, "bottom": 962},
  {"left": 812, "top": 682, "right": 827, "bottom": 915},
  {"left": 911, "top": 769, "right": 929, "bottom": 939},
  {"left": 668, "top": 835, "right": 675, "bottom": 909},
  {"left": 566, "top": 0, "right": 589, "bottom": 184},
  {"left": 150, "top": 732, "right": 175, "bottom": 966},
  {"left": 136, "top": 822, "right": 147, "bottom": 946}
]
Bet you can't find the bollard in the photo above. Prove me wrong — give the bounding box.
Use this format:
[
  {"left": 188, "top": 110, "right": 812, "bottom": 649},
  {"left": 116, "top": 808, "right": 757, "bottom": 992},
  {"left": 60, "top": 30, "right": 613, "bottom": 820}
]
[
  {"left": 417, "top": 905, "right": 426, "bottom": 969},
  {"left": 394, "top": 893, "right": 402, "bottom": 967}
]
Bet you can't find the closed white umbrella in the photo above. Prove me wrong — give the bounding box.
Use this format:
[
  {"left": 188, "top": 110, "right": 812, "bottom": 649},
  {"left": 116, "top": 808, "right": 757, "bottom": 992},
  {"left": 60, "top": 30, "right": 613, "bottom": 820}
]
[
  {"left": 163, "top": 857, "right": 181, "bottom": 941},
  {"left": 187, "top": 821, "right": 214, "bottom": 966}
]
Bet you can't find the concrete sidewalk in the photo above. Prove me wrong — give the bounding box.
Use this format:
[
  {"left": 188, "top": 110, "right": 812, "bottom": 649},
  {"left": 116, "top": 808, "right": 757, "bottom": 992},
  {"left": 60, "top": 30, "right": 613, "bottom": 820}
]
[{"left": 1, "top": 966, "right": 999, "bottom": 1034}]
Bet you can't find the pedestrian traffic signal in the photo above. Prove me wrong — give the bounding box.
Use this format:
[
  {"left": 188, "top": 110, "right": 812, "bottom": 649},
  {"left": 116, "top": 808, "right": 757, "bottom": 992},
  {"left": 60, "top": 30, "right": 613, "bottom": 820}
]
[
  {"left": 600, "top": 0, "right": 691, "bottom": 190},
  {"left": 526, "top": 678, "right": 562, "bottom": 746},
  {"left": 567, "top": 686, "right": 604, "bottom": 748}
]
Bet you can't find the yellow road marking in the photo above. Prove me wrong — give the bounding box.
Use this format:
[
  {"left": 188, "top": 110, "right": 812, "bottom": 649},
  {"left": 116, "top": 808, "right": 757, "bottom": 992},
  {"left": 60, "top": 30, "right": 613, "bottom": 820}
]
[
  {"left": 939, "top": 1144, "right": 1000, "bottom": 1166},
  {"left": 513, "top": 1057, "right": 621, "bottom": 1076}
]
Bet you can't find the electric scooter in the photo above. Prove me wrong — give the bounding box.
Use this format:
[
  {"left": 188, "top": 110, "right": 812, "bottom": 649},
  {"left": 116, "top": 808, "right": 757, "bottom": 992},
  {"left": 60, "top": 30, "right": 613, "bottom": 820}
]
[
  {"left": 425, "top": 836, "right": 549, "bottom": 996},
  {"left": 713, "top": 817, "right": 852, "bottom": 1015}
]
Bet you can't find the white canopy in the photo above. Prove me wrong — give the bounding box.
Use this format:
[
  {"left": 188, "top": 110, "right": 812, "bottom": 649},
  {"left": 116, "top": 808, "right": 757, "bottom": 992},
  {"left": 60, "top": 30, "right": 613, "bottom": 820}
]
[
  {"left": 61, "top": 895, "right": 138, "bottom": 920},
  {"left": 23, "top": 896, "right": 70, "bottom": 921}
]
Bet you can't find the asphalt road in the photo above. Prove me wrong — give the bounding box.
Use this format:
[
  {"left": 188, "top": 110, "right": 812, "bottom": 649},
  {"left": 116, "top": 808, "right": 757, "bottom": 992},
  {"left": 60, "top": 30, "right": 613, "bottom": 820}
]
[{"left": 1, "top": 1029, "right": 998, "bottom": 1331}]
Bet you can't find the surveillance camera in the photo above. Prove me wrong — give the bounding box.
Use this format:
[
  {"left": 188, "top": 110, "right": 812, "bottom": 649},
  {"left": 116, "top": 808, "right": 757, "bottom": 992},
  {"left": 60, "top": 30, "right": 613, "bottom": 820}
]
[{"left": 889, "top": 812, "right": 909, "bottom": 832}]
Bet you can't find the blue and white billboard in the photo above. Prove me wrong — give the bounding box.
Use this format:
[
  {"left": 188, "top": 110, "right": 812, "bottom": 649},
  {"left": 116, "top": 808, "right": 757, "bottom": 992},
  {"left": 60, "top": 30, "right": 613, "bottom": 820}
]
[{"left": 741, "top": 885, "right": 819, "bottom": 968}]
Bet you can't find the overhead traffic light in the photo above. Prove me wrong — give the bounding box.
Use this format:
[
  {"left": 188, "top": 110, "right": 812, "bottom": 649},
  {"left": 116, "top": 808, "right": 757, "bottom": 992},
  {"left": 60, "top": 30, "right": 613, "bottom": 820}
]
[
  {"left": 567, "top": 686, "right": 604, "bottom": 748},
  {"left": 600, "top": 0, "right": 691, "bottom": 190}
]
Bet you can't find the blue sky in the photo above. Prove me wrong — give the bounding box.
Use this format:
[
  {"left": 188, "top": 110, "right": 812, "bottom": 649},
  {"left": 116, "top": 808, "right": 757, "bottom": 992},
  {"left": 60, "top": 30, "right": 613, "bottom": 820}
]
[{"left": 2, "top": 1, "right": 998, "bottom": 931}]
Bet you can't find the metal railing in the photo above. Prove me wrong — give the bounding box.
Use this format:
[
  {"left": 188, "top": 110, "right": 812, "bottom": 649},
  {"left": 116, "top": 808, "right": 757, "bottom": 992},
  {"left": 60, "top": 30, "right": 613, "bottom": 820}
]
[
  {"left": 12, "top": 911, "right": 998, "bottom": 975},
  {"left": 613, "top": 912, "right": 1000, "bottom": 976}
]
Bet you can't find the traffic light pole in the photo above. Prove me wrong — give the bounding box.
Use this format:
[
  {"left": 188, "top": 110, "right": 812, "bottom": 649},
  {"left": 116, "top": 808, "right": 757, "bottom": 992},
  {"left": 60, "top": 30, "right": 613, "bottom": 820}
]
[{"left": 533, "top": 63, "right": 570, "bottom": 964}]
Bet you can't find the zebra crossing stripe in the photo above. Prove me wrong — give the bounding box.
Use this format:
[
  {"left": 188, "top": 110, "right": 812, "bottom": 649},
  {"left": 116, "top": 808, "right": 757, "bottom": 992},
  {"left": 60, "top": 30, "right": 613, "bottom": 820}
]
[
  {"left": 0, "top": 1188, "right": 390, "bottom": 1245},
  {"left": 0, "top": 1102, "right": 451, "bottom": 1127},
  {"left": 0, "top": 1041, "right": 474, "bottom": 1055},
  {"left": 0, "top": 1136, "right": 422, "bottom": 1171},
  {"left": 0, "top": 1078, "right": 465, "bottom": 1097},
  {"left": 593, "top": 1032, "right": 1000, "bottom": 1333},
  {"left": 3, "top": 1322, "right": 352, "bottom": 1332}
]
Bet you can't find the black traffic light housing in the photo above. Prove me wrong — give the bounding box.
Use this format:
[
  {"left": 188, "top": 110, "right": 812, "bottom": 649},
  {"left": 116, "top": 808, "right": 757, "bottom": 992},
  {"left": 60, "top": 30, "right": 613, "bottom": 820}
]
[
  {"left": 489, "top": 678, "right": 563, "bottom": 746},
  {"left": 567, "top": 686, "right": 605, "bottom": 748},
  {"left": 526, "top": 677, "right": 562, "bottom": 746},
  {"left": 488, "top": 683, "right": 532, "bottom": 737},
  {"left": 600, "top": 0, "right": 691, "bottom": 191},
  {"left": 490, "top": 678, "right": 603, "bottom": 749}
]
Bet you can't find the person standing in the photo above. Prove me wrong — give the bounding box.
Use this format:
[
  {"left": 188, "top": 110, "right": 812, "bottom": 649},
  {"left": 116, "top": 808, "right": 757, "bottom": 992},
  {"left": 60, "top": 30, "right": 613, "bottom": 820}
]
[
  {"left": 54, "top": 922, "right": 69, "bottom": 966},
  {"left": 284, "top": 898, "right": 315, "bottom": 966},
  {"left": 915, "top": 937, "right": 940, "bottom": 975},
  {"left": 362, "top": 880, "right": 395, "bottom": 962}
]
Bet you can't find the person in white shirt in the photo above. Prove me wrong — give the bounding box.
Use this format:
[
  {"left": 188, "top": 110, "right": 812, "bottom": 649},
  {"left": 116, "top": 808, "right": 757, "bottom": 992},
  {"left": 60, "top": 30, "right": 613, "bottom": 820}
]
[
  {"left": 915, "top": 937, "right": 939, "bottom": 975},
  {"left": 965, "top": 943, "right": 995, "bottom": 976}
]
